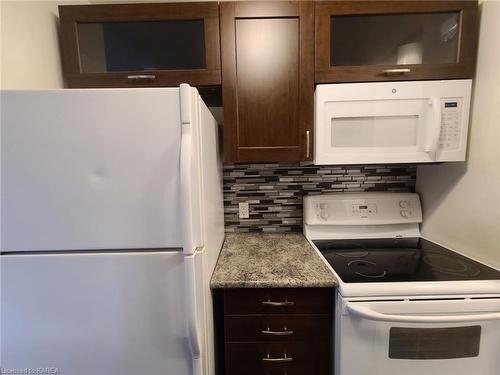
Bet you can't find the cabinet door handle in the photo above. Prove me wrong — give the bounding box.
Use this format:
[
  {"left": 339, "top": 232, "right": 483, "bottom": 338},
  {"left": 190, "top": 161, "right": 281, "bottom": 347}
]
[
  {"left": 262, "top": 328, "right": 294, "bottom": 336},
  {"left": 127, "top": 74, "right": 157, "bottom": 81},
  {"left": 262, "top": 300, "right": 294, "bottom": 307},
  {"left": 306, "top": 130, "right": 311, "bottom": 159},
  {"left": 262, "top": 354, "right": 293, "bottom": 363},
  {"left": 382, "top": 68, "right": 411, "bottom": 75}
]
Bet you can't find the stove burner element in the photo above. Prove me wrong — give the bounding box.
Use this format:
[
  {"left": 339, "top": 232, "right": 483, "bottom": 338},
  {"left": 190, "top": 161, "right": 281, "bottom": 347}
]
[
  {"left": 348, "top": 260, "right": 387, "bottom": 279},
  {"left": 337, "top": 251, "right": 369, "bottom": 258},
  {"left": 423, "top": 252, "right": 481, "bottom": 277}
]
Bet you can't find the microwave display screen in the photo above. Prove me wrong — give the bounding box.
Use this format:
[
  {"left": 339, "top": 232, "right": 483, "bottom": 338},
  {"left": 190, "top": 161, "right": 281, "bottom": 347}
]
[{"left": 445, "top": 102, "right": 458, "bottom": 108}]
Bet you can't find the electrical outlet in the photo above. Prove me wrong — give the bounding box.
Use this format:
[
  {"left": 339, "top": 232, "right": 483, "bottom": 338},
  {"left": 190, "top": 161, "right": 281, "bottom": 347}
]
[{"left": 238, "top": 202, "right": 249, "bottom": 219}]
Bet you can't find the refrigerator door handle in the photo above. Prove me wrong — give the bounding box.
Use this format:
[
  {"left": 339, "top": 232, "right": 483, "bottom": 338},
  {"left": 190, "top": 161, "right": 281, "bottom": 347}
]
[
  {"left": 185, "top": 253, "right": 202, "bottom": 375},
  {"left": 180, "top": 83, "right": 193, "bottom": 126},
  {"left": 180, "top": 83, "right": 196, "bottom": 256}
]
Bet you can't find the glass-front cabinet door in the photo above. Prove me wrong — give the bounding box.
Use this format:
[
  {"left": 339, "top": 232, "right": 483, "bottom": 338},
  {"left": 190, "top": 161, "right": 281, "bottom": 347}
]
[
  {"left": 315, "top": 1, "right": 478, "bottom": 83},
  {"left": 59, "top": 3, "right": 221, "bottom": 88}
]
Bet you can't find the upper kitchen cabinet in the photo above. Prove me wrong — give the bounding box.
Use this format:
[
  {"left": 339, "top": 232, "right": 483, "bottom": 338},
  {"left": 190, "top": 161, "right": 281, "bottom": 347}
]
[
  {"left": 58, "top": 3, "right": 221, "bottom": 88},
  {"left": 315, "top": 1, "right": 478, "bottom": 83},
  {"left": 220, "top": 2, "right": 314, "bottom": 163}
]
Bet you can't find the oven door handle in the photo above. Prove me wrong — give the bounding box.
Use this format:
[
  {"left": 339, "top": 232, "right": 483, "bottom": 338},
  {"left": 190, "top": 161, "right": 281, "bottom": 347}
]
[{"left": 346, "top": 303, "right": 500, "bottom": 323}]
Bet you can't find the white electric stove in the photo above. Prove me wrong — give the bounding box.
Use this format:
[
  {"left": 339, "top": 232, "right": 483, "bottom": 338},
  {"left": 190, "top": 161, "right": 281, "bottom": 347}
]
[{"left": 303, "top": 192, "right": 500, "bottom": 375}]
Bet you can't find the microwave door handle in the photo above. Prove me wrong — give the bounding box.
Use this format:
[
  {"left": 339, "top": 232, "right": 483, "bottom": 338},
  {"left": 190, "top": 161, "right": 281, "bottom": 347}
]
[
  {"left": 346, "top": 303, "right": 500, "bottom": 323},
  {"left": 424, "top": 97, "right": 442, "bottom": 160}
]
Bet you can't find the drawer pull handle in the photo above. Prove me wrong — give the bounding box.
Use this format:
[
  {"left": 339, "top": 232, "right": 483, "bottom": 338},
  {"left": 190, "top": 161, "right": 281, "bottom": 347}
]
[
  {"left": 127, "top": 74, "right": 157, "bottom": 81},
  {"left": 262, "top": 328, "right": 294, "bottom": 336},
  {"left": 262, "top": 300, "right": 294, "bottom": 307},
  {"left": 262, "top": 353, "right": 293, "bottom": 363},
  {"left": 306, "top": 130, "right": 311, "bottom": 158},
  {"left": 382, "top": 68, "right": 411, "bottom": 75}
]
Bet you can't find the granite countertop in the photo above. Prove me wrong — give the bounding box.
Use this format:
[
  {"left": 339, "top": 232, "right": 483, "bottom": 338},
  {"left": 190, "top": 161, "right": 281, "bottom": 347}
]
[{"left": 210, "top": 233, "right": 338, "bottom": 288}]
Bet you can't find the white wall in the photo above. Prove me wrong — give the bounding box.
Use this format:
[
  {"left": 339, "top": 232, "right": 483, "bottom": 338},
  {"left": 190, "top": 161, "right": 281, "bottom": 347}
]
[
  {"left": 416, "top": 1, "right": 500, "bottom": 267},
  {"left": 0, "top": 1, "right": 78, "bottom": 89}
]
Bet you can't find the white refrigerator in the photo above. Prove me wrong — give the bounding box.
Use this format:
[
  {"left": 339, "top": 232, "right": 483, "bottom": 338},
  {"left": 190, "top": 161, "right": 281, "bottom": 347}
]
[{"left": 0, "top": 85, "right": 224, "bottom": 375}]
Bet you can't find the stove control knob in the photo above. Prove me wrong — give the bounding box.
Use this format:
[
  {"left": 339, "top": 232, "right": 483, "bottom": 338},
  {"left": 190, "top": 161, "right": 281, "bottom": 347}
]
[
  {"left": 320, "top": 212, "right": 329, "bottom": 220},
  {"left": 399, "top": 200, "right": 409, "bottom": 208},
  {"left": 400, "top": 210, "right": 411, "bottom": 218}
]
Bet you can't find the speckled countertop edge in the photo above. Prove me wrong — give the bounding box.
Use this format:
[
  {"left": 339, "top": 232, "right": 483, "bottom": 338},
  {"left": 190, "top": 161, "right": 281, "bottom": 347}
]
[{"left": 210, "top": 233, "right": 338, "bottom": 289}]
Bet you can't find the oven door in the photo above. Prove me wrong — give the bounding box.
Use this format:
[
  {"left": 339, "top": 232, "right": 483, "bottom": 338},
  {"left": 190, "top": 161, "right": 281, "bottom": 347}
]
[{"left": 336, "top": 295, "right": 500, "bottom": 375}]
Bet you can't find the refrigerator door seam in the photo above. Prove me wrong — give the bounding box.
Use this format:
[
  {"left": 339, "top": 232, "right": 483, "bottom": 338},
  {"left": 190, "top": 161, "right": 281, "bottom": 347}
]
[{"left": 0, "top": 248, "right": 182, "bottom": 256}]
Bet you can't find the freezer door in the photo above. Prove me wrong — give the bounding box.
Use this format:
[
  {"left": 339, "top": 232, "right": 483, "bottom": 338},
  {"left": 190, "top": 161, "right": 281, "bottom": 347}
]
[
  {"left": 1, "top": 250, "right": 191, "bottom": 375},
  {"left": 1, "top": 89, "right": 182, "bottom": 251}
]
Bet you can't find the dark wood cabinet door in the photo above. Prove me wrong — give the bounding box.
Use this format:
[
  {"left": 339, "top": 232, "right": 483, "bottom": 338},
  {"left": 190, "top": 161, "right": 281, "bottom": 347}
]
[
  {"left": 315, "top": 1, "right": 478, "bottom": 83},
  {"left": 59, "top": 2, "right": 221, "bottom": 89},
  {"left": 220, "top": 2, "right": 314, "bottom": 163}
]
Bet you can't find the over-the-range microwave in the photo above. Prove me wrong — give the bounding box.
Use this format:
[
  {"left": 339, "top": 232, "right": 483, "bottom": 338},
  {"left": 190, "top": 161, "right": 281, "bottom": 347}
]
[{"left": 314, "top": 79, "right": 472, "bottom": 165}]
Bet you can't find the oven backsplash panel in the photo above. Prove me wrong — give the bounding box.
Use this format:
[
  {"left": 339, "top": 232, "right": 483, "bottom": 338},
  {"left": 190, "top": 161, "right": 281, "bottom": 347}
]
[{"left": 224, "top": 163, "right": 416, "bottom": 232}]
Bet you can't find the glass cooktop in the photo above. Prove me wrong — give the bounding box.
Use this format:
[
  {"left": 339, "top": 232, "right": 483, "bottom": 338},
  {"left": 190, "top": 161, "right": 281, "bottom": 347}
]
[{"left": 313, "top": 238, "right": 500, "bottom": 283}]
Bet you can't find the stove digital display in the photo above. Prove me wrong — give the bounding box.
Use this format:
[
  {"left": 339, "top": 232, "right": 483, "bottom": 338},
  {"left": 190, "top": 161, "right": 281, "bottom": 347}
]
[{"left": 350, "top": 203, "right": 377, "bottom": 216}]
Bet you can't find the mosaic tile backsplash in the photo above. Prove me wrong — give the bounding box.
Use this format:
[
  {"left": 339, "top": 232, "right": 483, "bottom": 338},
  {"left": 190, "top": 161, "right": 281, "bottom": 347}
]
[{"left": 223, "top": 163, "right": 417, "bottom": 232}]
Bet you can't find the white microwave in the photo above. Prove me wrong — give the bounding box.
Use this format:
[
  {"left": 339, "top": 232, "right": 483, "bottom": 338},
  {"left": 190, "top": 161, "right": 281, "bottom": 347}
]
[{"left": 314, "top": 79, "right": 472, "bottom": 165}]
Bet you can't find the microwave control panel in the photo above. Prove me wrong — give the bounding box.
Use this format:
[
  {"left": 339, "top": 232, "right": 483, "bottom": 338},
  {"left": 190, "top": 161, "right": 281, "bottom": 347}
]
[{"left": 439, "top": 98, "right": 463, "bottom": 150}]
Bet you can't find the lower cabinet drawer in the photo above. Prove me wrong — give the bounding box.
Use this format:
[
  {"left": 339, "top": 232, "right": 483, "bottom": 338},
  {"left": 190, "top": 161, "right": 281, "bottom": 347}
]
[
  {"left": 225, "top": 315, "right": 330, "bottom": 342},
  {"left": 225, "top": 342, "right": 329, "bottom": 375},
  {"left": 224, "top": 288, "right": 331, "bottom": 315}
]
